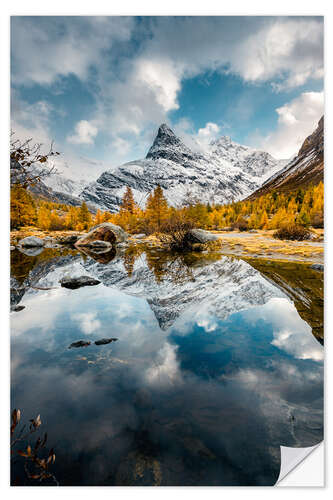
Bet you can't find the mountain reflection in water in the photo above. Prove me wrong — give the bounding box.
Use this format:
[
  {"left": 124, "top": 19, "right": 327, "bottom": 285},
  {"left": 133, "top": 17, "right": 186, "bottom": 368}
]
[{"left": 10, "top": 247, "right": 323, "bottom": 486}]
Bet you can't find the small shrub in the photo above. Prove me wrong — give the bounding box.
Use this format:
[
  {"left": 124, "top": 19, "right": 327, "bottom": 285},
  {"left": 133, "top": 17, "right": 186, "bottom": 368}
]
[
  {"left": 159, "top": 214, "right": 196, "bottom": 252},
  {"left": 273, "top": 224, "right": 311, "bottom": 241}
]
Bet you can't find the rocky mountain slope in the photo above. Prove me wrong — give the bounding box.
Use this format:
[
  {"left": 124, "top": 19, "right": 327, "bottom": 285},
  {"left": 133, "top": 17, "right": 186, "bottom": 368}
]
[
  {"left": 41, "top": 171, "right": 86, "bottom": 197},
  {"left": 80, "top": 124, "right": 287, "bottom": 212},
  {"left": 249, "top": 116, "right": 324, "bottom": 198},
  {"left": 10, "top": 159, "right": 97, "bottom": 211}
]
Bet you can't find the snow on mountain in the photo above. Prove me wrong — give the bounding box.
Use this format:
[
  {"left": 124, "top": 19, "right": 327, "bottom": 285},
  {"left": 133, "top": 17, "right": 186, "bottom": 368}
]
[
  {"left": 42, "top": 172, "right": 86, "bottom": 197},
  {"left": 80, "top": 124, "right": 287, "bottom": 212},
  {"left": 81, "top": 252, "right": 287, "bottom": 330},
  {"left": 26, "top": 251, "right": 287, "bottom": 331}
]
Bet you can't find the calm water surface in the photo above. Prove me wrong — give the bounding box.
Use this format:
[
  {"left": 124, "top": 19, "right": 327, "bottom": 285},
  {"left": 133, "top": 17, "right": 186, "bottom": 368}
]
[{"left": 10, "top": 247, "right": 323, "bottom": 486}]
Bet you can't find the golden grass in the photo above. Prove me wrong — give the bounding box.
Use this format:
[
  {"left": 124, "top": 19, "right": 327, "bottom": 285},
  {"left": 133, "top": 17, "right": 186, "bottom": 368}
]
[{"left": 214, "top": 230, "right": 323, "bottom": 263}]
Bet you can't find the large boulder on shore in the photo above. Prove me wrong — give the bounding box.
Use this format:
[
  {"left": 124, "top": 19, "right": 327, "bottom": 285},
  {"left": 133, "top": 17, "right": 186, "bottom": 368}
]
[
  {"left": 75, "top": 222, "right": 128, "bottom": 248},
  {"left": 186, "top": 229, "right": 219, "bottom": 244},
  {"left": 18, "top": 236, "right": 45, "bottom": 248}
]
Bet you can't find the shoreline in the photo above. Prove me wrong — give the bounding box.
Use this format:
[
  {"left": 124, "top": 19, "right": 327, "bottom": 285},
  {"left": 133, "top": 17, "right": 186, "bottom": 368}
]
[
  {"left": 10, "top": 228, "right": 324, "bottom": 265},
  {"left": 209, "top": 229, "right": 324, "bottom": 265}
]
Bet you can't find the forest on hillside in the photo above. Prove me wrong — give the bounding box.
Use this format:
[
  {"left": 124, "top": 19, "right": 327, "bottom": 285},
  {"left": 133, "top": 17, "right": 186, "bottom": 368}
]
[{"left": 11, "top": 181, "right": 324, "bottom": 234}]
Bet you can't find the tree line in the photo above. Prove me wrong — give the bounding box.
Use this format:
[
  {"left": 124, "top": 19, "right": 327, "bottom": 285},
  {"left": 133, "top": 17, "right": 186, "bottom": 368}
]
[{"left": 10, "top": 181, "right": 323, "bottom": 233}]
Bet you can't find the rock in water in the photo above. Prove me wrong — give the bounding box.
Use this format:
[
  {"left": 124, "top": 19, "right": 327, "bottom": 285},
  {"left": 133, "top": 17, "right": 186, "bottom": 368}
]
[
  {"left": 186, "top": 229, "right": 219, "bottom": 244},
  {"left": 75, "top": 222, "right": 128, "bottom": 247},
  {"left": 18, "top": 236, "right": 45, "bottom": 248},
  {"left": 94, "top": 338, "right": 118, "bottom": 345},
  {"left": 68, "top": 340, "right": 91, "bottom": 348},
  {"left": 60, "top": 275, "right": 101, "bottom": 289},
  {"left": 11, "top": 305, "right": 25, "bottom": 312},
  {"left": 310, "top": 264, "right": 324, "bottom": 272}
]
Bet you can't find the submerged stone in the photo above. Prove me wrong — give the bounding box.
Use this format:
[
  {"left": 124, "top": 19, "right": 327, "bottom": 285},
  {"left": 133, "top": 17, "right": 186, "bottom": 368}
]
[
  {"left": 310, "top": 264, "right": 324, "bottom": 272},
  {"left": 68, "top": 340, "right": 91, "bottom": 348},
  {"left": 11, "top": 305, "right": 25, "bottom": 312},
  {"left": 60, "top": 275, "right": 101, "bottom": 289},
  {"left": 94, "top": 338, "right": 118, "bottom": 345}
]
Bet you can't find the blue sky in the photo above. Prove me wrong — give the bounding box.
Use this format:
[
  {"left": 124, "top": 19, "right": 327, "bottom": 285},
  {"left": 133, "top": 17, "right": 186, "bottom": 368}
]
[{"left": 11, "top": 16, "right": 324, "bottom": 181}]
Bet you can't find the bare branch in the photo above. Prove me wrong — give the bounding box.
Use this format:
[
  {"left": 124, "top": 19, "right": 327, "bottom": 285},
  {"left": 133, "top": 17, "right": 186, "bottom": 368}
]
[{"left": 10, "top": 131, "right": 61, "bottom": 189}]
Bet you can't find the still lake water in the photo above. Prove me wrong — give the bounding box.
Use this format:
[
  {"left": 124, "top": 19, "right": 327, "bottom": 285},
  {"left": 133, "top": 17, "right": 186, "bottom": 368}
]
[{"left": 10, "top": 247, "right": 324, "bottom": 486}]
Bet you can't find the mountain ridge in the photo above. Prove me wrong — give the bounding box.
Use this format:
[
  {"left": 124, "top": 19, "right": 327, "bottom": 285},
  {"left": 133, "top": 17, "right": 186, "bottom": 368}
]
[
  {"left": 248, "top": 116, "right": 324, "bottom": 198},
  {"left": 79, "top": 124, "right": 287, "bottom": 211}
]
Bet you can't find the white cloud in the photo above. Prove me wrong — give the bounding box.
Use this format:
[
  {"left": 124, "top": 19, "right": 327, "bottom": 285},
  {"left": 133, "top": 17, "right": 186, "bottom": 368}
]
[
  {"left": 98, "top": 16, "right": 323, "bottom": 147},
  {"left": 230, "top": 19, "right": 323, "bottom": 90},
  {"left": 172, "top": 118, "right": 222, "bottom": 152},
  {"left": 145, "top": 342, "right": 182, "bottom": 387},
  {"left": 197, "top": 122, "right": 220, "bottom": 147},
  {"left": 259, "top": 91, "right": 324, "bottom": 158},
  {"left": 72, "top": 312, "right": 101, "bottom": 335},
  {"left": 246, "top": 297, "right": 324, "bottom": 362},
  {"left": 136, "top": 58, "right": 181, "bottom": 112},
  {"left": 10, "top": 16, "right": 324, "bottom": 170},
  {"left": 11, "top": 17, "right": 134, "bottom": 86},
  {"left": 67, "top": 120, "right": 98, "bottom": 145},
  {"left": 11, "top": 91, "right": 54, "bottom": 148}
]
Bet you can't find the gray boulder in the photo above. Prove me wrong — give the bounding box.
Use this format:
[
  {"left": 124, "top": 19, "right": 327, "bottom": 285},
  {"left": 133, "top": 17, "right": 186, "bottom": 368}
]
[
  {"left": 18, "top": 236, "right": 45, "bottom": 248},
  {"left": 187, "top": 229, "right": 219, "bottom": 244},
  {"left": 60, "top": 275, "right": 101, "bottom": 289}
]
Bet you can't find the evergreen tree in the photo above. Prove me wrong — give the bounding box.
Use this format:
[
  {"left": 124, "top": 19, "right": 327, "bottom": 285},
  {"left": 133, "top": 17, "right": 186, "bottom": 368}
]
[
  {"left": 94, "top": 209, "right": 103, "bottom": 226},
  {"left": 260, "top": 210, "right": 269, "bottom": 229},
  {"left": 10, "top": 186, "right": 37, "bottom": 229},
  {"left": 120, "top": 186, "right": 136, "bottom": 214},
  {"left": 102, "top": 211, "right": 112, "bottom": 222},
  {"left": 78, "top": 202, "right": 92, "bottom": 230},
  {"left": 37, "top": 205, "right": 51, "bottom": 230},
  {"left": 146, "top": 185, "right": 169, "bottom": 231},
  {"left": 65, "top": 206, "right": 79, "bottom": 230}
]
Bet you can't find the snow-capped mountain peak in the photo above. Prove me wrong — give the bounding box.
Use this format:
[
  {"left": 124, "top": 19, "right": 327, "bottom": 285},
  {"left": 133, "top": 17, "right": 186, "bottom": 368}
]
[
  {"left": 79, "top": 124, "right": 288, "bottom": 212},
  {"left": 146, "top": 123, "right": 198, "bottom": 162}
]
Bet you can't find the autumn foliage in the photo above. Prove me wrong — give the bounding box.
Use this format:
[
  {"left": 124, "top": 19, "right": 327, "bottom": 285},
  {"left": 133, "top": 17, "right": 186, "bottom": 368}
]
[{"left": 10, "top": 181, "right": 323, "bottom": 235}]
